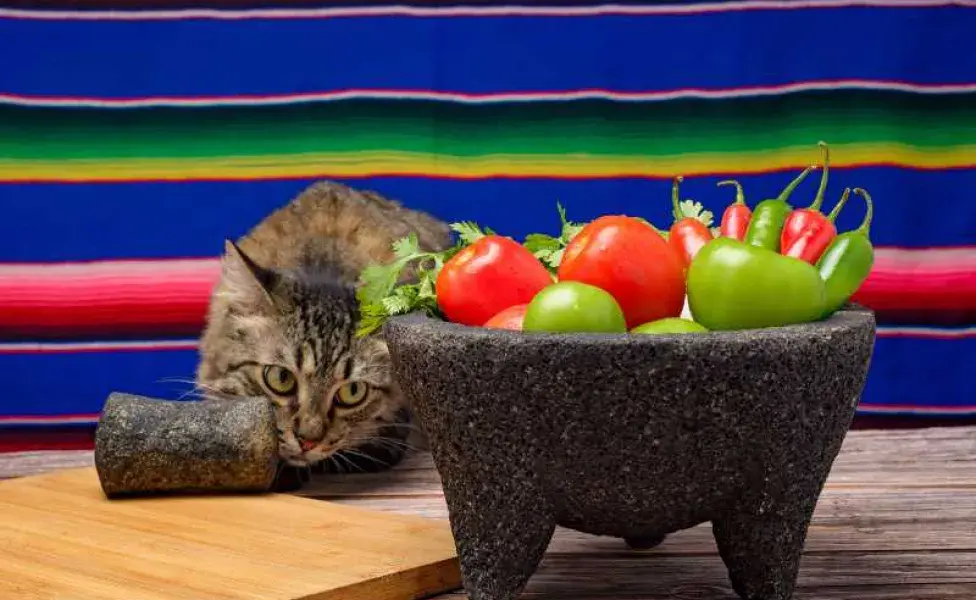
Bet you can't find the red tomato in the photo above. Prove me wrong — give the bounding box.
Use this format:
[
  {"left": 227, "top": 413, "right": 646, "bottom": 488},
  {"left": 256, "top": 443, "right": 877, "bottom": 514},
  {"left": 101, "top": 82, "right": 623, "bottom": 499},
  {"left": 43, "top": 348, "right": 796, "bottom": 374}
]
[
  {"left": 669, "top": 220, "right": 713, "bottom": 268},
  {"left": 482, "top": 304, "right": 528, "bottom": 330},
  {"left": 436, "top": 235, "right": 553, "bottom": 327},
  {"left": 557, "top": 215, "right": 685, "bottom": 329}
]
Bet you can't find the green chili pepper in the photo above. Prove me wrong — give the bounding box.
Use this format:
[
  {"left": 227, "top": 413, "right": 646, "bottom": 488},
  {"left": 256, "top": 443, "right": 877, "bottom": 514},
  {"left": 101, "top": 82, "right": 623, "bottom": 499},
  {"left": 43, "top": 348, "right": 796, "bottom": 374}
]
[
  {"left": 743, "top": 165, "right": 817, "bottom": 252},
  {"left": 815, "top": 187, "right": 875, "bottom": 317}
]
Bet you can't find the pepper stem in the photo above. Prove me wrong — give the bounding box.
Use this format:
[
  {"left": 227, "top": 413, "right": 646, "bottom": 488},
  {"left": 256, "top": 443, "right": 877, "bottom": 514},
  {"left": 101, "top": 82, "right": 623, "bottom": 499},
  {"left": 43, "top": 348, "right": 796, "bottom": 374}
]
[
  {"left": 853, "top": 187, "right": 874, "bottom": 237},
  {"left": 717, "top": 179, "right": 745, "bottom": 206},
  {"left": 807, "top": 140, "right": 830, "bottom": 211},
  {"left": 776, "top": 164, "right": 818, "bottom": 204},
  {"left": 671, "top": 175, "right": 684, "bottom": 220},
  {"left": 825, "top": 187, "right": 850, "bottom": 223}
]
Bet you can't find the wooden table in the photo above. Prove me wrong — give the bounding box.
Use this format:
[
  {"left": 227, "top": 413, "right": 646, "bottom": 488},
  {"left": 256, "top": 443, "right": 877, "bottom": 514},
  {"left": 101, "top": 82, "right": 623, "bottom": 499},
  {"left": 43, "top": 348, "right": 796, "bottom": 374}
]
[{"left": 3, "top": 426, "right": 975, "bottom": 599}]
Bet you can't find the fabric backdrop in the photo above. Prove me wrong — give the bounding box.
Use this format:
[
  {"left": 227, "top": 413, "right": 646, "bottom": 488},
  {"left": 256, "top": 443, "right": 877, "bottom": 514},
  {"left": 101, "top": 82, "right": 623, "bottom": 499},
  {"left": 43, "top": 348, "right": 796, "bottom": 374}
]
[{"left": 0, "top": 1, "right": 974, "bottom": 442}]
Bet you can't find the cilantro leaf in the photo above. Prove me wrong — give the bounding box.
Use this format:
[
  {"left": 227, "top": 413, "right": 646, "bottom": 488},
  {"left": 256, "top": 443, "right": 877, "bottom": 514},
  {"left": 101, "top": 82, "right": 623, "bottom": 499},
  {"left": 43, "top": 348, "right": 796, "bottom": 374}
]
[
  {"left": 391, "top": 233, "right": 420, "bottom": 260},
  {"left": 355, "top": 221, "right": 489, "bottom": 337},
  {"left": 450, "top": 221, "right": 488, "bottom": 245},
  {"left": 524, "top": 202, "right": 588, "bottom": 271},
  {"left": 556, "top": 201, "right": 585, "bottom": 242},
  {"left": 523, "top": 233, "right": 561, "bottom": 254},
  {"left": 676, "top": 199, "right": 715, "bottom": 228}
]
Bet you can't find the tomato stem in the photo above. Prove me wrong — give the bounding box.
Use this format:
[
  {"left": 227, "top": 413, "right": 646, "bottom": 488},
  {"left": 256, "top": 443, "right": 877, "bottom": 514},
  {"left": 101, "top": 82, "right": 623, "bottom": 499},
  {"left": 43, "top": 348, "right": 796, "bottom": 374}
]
[
  {"left": 807, "top": 141, "right": 830, "bottom": 211},
  {"left": 853, "top": 188, "right": 874, "bottom": 237},
  {"left": 825, "top": 188, "right": 850, "bottom": 223},
  {"left": 717, "top": 179, "right": 745, "bottom": 206},
  {"left": 776, "top": 164, "right": 818, "bottom": 203},
  {"left": 671, "top": 175, "right": 685, "bottom": 220}
]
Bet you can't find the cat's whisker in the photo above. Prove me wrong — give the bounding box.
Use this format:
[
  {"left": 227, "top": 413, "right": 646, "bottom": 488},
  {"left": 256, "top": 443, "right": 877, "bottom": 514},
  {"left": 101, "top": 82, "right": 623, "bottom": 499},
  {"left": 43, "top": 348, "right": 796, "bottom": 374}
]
[
  {"left": 345, "top": 435, "right": 422, "bottom": 452},
  {"left": 377, "top": 421, "right": 424, "bottom": 432},
  {"left": 153, "top": 376, "right": 221, "bottom": 402},
  {"left": 340, "top": 448, "right": 391, "bottom": 470},
  {"left": 334, "top": 451, "right": 362, "bottom": 474}
]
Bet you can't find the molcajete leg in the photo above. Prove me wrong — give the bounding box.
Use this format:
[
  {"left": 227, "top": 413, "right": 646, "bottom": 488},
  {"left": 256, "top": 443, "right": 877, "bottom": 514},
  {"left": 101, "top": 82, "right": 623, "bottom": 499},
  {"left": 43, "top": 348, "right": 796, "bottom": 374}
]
[
  {"left": 711, "top": 491, "right": 819, "bottom": 600},
  {"left": 438, "top": 465, "right": 556, "bottom": 600}
]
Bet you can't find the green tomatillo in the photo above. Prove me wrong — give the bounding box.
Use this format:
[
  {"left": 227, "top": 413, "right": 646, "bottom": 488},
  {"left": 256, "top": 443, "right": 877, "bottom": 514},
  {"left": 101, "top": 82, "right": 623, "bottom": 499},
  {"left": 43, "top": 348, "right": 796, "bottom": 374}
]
[
  {"left": 630, "top": 317, "right": 708, "bottom": 335},
  {"left": 523, "top": 281, "right": 628, "bottom": 334},
  {"left": 687, "top": 238, "right": 827, "bottom": 331}
]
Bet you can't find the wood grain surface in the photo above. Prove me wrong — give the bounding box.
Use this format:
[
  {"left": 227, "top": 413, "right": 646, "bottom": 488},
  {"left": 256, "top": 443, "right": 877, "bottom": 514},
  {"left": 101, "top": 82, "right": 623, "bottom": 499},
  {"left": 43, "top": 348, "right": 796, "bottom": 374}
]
[
  {"left": 2, "top": 426, "right": 975, "bottom": 599},
  {"left": 0, "top": 467, "right": 461, "bottom": 600}
]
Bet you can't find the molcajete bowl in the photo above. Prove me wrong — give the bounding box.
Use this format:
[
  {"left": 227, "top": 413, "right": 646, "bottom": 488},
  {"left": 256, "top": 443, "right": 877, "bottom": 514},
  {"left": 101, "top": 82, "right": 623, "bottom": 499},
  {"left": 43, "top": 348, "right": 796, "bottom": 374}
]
[{"left": 383, "top": 305, "right": 876, "bottom": 600}]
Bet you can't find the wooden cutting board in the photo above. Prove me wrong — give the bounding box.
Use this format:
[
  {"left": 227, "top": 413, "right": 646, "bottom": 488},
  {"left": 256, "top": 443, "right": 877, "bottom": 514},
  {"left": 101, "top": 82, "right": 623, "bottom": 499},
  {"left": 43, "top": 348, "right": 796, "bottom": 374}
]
[{"left": 0, "top": 467, "right": 461, "bottom": 600}]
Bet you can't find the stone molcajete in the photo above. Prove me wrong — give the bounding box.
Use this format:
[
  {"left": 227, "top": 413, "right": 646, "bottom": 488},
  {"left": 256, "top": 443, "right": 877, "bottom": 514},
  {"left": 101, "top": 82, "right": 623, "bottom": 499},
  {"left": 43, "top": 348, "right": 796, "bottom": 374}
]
[{"left": 384, "top": 306, "right": 876, "bottom": 600}]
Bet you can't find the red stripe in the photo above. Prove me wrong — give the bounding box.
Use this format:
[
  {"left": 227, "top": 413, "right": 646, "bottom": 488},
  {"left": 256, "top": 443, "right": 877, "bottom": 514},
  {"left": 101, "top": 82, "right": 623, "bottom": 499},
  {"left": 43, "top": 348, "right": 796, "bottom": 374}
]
[
  {"left": 0, "top": 427, "right": 95, "bottom": 454},
  {"left": 0, "top": 259, "right": 219, "bottom": 337},
  {"left": 0, "top": 249, "right": 973, "bottom": 337},
  {"left": 851, "top": 248, "right": 976, "bottom": 322}
]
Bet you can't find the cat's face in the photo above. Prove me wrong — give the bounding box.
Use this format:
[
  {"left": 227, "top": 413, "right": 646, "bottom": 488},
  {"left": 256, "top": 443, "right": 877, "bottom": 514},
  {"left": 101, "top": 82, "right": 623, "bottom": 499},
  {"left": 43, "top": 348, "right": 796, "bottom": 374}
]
[{"left": 197, "top": 241, "right": 404, "bottom": 468}]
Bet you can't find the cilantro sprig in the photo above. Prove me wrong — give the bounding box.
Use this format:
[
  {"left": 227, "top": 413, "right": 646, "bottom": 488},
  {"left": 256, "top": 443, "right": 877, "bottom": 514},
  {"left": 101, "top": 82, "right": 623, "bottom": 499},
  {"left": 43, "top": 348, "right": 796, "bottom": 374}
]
[
  {"left": 675, "top": 198, "right": 716, "bottom": 229},
  {"left": 355, "top": 221, "right": 491, "bottom": 337},
  {"left": 521, "top": 202, "right": 585, "bottom": 272}
]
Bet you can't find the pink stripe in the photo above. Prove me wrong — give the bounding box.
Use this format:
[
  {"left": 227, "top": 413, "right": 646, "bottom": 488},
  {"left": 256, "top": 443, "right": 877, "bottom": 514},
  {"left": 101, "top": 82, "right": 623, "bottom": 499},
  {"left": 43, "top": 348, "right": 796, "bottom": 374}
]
[
  {"left": 0, "top": 1, "right": 971, "bottom": 22},
  {"left": 0, "top": 339, "right": 200, "bottom": 355},
  {"left": 0, "top": 414, "right": 99, "bottom": 425},
  {"left": 0, "top": 248, "right": 972, "bottom": 337},
  {"left": 2, "top": 80, "right": 975, "bottom": 109},
  {"left": 3, "top": 248, "right": 970, "bottom": 278}
]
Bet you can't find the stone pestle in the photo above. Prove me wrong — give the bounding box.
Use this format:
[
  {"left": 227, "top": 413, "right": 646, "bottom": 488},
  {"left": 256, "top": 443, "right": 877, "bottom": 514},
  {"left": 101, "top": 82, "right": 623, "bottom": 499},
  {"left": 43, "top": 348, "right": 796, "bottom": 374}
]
[{"left": 94, "top": 392, "right": 280, "bottom": 498}]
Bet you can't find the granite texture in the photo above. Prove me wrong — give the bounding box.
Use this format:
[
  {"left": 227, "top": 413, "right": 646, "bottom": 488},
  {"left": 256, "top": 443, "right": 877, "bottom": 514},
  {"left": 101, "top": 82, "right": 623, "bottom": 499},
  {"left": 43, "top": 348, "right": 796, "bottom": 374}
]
[
  {"left": 384, "top": 305, "right": 877, "bottom": 600},
  {"left": 94, "top": 392, "right": 279, "bottom": 498}
]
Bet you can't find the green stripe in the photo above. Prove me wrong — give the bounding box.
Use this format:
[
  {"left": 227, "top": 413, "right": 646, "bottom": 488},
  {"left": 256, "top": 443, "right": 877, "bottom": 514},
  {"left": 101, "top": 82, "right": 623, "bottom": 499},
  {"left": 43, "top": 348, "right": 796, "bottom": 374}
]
[{"left": 1, "top": 90, "right": 974, "bottom": 161}]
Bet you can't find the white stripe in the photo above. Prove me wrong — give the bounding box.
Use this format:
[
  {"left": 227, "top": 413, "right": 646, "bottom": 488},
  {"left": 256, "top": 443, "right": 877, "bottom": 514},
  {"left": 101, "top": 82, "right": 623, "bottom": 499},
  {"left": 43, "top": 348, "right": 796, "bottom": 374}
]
[
  {"left": 856, "top": 405, "right": 976, "bottom": 415},
  {"left": 875, "top": 247, "right": 976, "bottom": 266},
  {"left": 876, "top": 326, "right": 976, "bottom": 338},
  {"left": 1, "top": 81, "right": 975, "bottom": 109},
  {"left": 0, "top": 257, "right": 219, "bottom": 276},
  {"left": 0, "top": 416, "right": 98, "bottom": 425},
  {"left": 0, "top": 1, "right": 971, "bottom": 22},
  {"left": 0, "top": 339, "right": 200, "bottom": 353}
]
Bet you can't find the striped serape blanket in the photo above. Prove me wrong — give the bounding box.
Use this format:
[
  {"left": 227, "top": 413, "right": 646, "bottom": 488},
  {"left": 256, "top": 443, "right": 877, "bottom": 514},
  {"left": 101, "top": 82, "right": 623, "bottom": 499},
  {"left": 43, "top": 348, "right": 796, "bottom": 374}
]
[{"left": 0, "top": 1, "right": 974, "bottom": 447}]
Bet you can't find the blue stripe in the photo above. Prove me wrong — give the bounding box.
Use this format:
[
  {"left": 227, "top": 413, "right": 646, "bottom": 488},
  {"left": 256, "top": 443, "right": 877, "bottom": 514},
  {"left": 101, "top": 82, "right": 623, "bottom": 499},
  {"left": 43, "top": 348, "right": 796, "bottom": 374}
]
[
  {"left": 1, "top": 334, "right": 972, "bottom": 418},
  {"left": 1, "top": 347, "right": 200, "bottom": 417},
  {"left": 859, "top": 334, "right": 976, "bottom": 415},
  {"left": 1, "top": 167, "right": 974, "bottom": 262},
  {"left": 1, "top": 7, "right": 974, "bottom": 98}
]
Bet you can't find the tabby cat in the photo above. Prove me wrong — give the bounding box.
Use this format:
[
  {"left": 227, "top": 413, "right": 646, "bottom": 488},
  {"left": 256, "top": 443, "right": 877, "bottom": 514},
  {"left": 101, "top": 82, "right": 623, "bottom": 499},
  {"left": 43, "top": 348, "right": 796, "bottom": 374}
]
[{"left": 195, "top": 180, "right": 452, "bottom": 478}]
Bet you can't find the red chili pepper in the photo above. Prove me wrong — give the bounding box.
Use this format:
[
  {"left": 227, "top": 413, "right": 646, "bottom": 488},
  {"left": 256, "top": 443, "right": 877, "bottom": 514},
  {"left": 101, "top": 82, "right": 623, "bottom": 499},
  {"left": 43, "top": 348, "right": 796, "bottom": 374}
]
[
  {"left": 782, "top": 187, "right": 851, "bottom": 264},
  {"left": 781, "top": 140, "right": 831, "bottom": 251},
  {"left": 716, "top": 179, "right": 751, "bottom": 241},
  {"left": 668, "top": 175, "right": 714, "bottom": 267}
]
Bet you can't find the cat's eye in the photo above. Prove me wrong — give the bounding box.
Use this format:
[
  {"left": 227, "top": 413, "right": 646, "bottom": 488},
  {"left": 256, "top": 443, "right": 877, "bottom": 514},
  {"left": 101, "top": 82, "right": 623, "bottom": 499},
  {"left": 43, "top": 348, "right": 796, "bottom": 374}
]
[
  {"left": 335, "top": 381, "right": 369, "bottom": 407},
  {"left": 262, "top": 365, "right": 297, "bottom": 396}
]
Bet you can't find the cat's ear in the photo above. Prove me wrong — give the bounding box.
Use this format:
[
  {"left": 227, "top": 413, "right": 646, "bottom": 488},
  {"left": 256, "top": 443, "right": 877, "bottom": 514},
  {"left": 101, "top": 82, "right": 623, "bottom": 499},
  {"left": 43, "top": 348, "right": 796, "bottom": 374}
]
[{"left": 220, "top": 239, "right": 279, "bottom": 309}]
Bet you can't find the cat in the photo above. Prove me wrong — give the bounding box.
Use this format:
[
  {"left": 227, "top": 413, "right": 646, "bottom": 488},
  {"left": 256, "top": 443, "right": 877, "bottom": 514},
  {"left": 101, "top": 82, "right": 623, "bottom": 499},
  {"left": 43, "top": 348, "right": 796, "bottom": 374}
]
[{"left": 195, "top": 180, "right": 452, "bottom": 482}]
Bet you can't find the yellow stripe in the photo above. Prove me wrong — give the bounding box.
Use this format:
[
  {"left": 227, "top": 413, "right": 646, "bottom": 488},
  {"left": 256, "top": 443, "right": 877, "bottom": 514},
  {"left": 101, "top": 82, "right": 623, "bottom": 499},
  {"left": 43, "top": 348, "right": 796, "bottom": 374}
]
[{"left": 1, "top": 143, "right": 973, "bottom": 182}]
